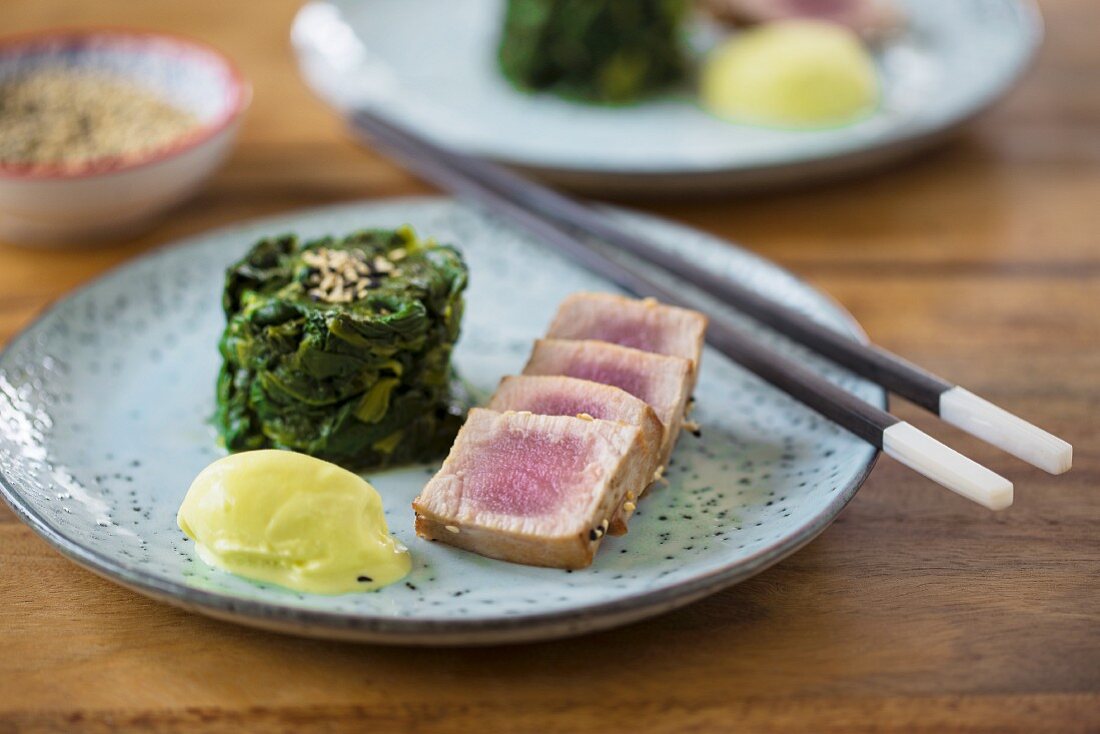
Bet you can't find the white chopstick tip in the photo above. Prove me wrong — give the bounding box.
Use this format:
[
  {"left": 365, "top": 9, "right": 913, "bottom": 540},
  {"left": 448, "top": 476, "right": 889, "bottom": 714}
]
[
  {"left": 940, "top": 387, "right": 1072, "bottom": 475},
  {"left": 883, "top": 422, "right": 1013, "bottom": 511}
]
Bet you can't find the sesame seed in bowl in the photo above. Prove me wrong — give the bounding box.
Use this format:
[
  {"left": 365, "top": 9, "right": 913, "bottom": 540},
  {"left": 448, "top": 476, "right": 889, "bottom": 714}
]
[
  {"left": 0, "top": 68, "right": 201, "bottom": 172},
  {"left": 0, "top": 29, "right": 249, "bottom": 246}
]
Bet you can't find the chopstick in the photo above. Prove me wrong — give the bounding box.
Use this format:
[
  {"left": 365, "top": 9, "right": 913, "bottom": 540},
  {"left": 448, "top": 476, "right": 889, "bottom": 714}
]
[
  {"left": 348, "top": 109, "right": 1016, "bottom": 510},
  {"left": 352, "top": 110, "right": 1071, "bottom": 478}
]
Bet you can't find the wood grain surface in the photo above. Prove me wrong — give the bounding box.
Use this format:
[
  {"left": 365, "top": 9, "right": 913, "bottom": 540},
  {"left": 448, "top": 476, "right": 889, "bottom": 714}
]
[{"left": 1, "top": 1, "right": 1097, "bottom": 732}]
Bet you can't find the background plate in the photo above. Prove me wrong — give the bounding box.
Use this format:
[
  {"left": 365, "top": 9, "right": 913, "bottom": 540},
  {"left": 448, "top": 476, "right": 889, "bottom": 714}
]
[
  {"left": 292, "top": 0, "right": 1041, "bottom": 193},
  {"left": 0, "top": 198, "right": 882, "bottom": 644}
]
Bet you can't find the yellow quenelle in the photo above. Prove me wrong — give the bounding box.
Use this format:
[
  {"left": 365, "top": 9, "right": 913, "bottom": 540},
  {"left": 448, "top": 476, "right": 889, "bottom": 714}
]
[
  {"left": 177, "top": 450, "right": 411, "bottom": 594},
  {"left": 701, "top": 20, "right": 879, "bottom": 128}
]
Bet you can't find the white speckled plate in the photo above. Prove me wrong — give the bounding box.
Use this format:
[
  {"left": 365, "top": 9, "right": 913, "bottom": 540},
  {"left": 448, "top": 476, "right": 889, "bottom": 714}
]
[
  {"left": 0, "top": 198, "right": 882, "bottom": 645},
  {"left": 291, "top": 0, "right": 1041, "bottom": 192}
]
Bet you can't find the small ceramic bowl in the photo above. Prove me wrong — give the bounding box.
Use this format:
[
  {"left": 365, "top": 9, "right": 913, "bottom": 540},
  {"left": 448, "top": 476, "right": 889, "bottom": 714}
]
[{"left": 0, "top": 29, "right": 249, "bottom": 246}]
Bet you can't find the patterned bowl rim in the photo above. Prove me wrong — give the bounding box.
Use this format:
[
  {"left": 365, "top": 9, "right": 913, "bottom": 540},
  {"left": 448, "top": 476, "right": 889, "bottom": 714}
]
[
  {"left": 0, "top": 27, "right": 250, "bottom": 181},
  {"left": 0, "top": 197, "right": 885, "bottom": 644}
]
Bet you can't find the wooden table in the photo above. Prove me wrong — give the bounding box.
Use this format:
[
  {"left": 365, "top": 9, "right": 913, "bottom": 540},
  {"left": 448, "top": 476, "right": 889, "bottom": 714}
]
[{"left": 2, "top": 1, "right": 1096, "bottom": 731}]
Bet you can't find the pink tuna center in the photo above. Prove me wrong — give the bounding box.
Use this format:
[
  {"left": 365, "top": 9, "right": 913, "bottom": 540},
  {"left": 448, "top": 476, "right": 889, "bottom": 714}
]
[
  {"left": 464, "top": 430, "right": 593, "bottom": 516},
  {"left": 578, "top": 319, "right": 666, "bottom": 355},
  {"left": 520, "top": 392, "right": 614, "bottom": 422},
  {"left": 562, "top": 359, "right": 649, "bottom": 404}
]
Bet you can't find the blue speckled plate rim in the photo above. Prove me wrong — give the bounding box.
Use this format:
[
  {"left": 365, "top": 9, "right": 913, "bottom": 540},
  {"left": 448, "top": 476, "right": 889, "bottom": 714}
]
[
  {"left": 296, "top": 0, "right": 1042, "bottom": 178},
  {"left": 0, "top": 196, "right": 885, "bottom": 644}
]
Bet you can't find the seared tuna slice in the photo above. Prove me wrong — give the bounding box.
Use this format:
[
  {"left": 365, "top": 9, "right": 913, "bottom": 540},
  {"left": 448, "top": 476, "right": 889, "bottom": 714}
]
[
  {"left": 488, "top": 374, "right": 663, "bottom": 534},
  {"left": 701, "top": 0, "right": 905, "bottom": 42},
  {"left": 412, "top": 408, "right": 649, "bottom": 569},
  {"left": 489, "top": 375, "right": 663, "bottom": 470},
  {"left": 545, "top": 292, "right": 707, "bottom": 375},
  {"left": 523, "top": 339, "right": 693, "bottom": 468}
]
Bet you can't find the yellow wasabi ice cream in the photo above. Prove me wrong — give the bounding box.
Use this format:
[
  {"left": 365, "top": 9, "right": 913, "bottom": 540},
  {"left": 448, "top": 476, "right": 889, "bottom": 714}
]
[
  {"left": 701, "top": 20, "right": 879, "bottom": 128},
  {"left": 177, "top": 450, "right": 411, "bottom": 594}
]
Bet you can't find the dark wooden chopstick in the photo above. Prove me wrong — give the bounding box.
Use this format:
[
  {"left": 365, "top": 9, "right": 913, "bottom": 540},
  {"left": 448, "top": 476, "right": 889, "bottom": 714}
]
[
  {"left": 349, "top": 109, "right": 1014, "bottom": 510},
  {"left": 350, "top": 109, "right": 1071, "bottom": 477}
]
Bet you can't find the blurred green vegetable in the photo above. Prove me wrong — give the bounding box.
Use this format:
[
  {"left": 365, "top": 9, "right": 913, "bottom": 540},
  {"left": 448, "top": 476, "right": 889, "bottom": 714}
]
[
  {"left": 215, "top": 226, "right": 468, "bottom": 470},
  {"left": 498, "top": 0, "right": 689, "bottom": 104}
]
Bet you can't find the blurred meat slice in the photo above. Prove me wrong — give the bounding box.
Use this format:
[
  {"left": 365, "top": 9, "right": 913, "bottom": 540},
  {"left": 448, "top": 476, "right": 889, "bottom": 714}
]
[
  {"left": 412, "top": 409, "right": 648, "bottom": 569},
  {"left": 489, "top": 374, "right": 664, "bottom": 534},
  {"left": 545, "top": 292, "right": 708, "bottom": 374},
  {"left": 523, "top": 338, "right": 694, "bottom": 468},
  {"left": 702, "top": 0, "right": 905, "bottom": 41}
]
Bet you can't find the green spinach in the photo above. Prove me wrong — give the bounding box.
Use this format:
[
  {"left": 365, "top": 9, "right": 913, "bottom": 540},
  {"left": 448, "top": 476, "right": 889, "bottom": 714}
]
[
  {"left": 215, "top": 226, "right": 468, "bottom": 470},
  {"left": 498, "top": 0, "right": 689, "bottom": 104}
]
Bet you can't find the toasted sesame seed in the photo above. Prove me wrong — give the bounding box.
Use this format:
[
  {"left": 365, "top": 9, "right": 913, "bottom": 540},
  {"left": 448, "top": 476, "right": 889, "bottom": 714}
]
[
  {"left": 576, "top": 412, "right": 594, "bottom": 421},
  {"left": 444, "top": 525, "right": 460, "bottom": 534},
  {"left": 653, "top": 465, "right": 665, "bottom": 480},
  {"left": 389, "top": 247, "right": 407, "bottom": 261},
  {"left": 302, "top": 247, "right": 396, "bottom": 304},
  {"left": 623, "top": 502, "right": 637, "bottom": 513}
]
